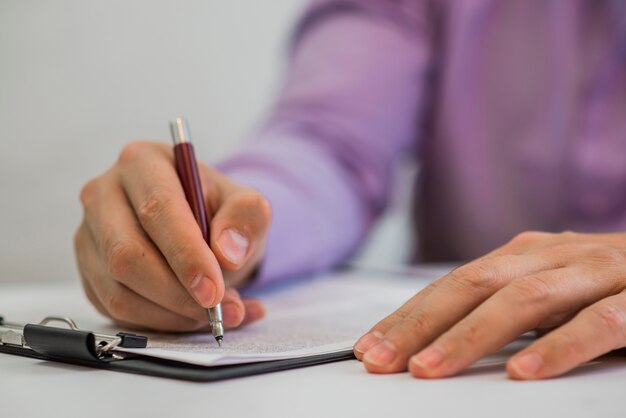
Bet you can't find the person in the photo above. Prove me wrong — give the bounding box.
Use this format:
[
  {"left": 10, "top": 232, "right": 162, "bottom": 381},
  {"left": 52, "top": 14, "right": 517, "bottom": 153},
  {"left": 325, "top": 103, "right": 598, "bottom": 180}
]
[{"left": 74, "top": 0, "right": 626, "bottom": 381}]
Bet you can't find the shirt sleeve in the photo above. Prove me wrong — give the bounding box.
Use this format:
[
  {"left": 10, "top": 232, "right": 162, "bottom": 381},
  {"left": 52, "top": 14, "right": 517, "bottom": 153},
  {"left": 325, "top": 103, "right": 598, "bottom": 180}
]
[{"left": 216, "top": 0, "right": 435, "bottom": 286}]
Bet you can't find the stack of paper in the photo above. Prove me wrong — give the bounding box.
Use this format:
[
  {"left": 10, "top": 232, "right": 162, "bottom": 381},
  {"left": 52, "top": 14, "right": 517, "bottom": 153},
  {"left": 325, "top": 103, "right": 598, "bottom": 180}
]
[{"left": 120, "top": 270, "right": 428, "bottom": 366}]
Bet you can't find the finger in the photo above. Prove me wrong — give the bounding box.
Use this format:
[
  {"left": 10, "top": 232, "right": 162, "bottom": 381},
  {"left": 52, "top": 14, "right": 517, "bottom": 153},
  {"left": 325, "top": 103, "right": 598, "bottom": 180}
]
[
  {"left": 117, "top": 141, "right": 224, "bottom": 308},
  {"left": 354, "top": 275, "right": 457, "bottom": 360},
  {"left": 82, "top": 172, "right": 207, "bottom": 322},
  {"left": 408, "top": 266, "right": 617, "bottom": 378},
  {"left": 98, "top": 280, "right": 206, "bottom": 332},
  {"left": 492, "top": 231, "right": 561, "bottom": 255},
  {"left": 354, "top": 254, "right": 534, "bottom": 361},
  {"left": 241, "top": 298, "right": 266, "bottom": 326},
  {"left": 358, "top": 254, "right": 555, "bottom": 370},
  {"left": 199, "top": 289, "right": 264, "bottom": 330},
  {"left": 354, "top": 262, "right": 502, "bottom": 360},
  {"left": 354, "top": 292, "right": 435, "bottom": 361},
  {"left": 507, "top": 292, "right": 626, "bottom": 380},
  {"left": 77, "top": 224, "right": 205, "bottom": 332},
  {"left": 74, "top": 224, "right": 109, "bottom": 316},
  {"left": 209, "top": 181, "right": 272, "bottom": 271},
  {"left": 221, "top": 288, "right": 246, "bottom": 329}
]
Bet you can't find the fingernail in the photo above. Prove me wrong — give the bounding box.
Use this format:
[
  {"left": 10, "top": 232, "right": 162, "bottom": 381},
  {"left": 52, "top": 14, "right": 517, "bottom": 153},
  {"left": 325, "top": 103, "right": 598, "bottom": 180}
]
[
  {"left": 218, "top": 228, "right": 249, "bottom": 265},
  {"left": 411, "top": 346, "right": 445, "bottom": 370},
  {"left": 190, "top": 274, "right": 216, "bottom": 307},
  {"left": 363, "top": 341, "right": 397, "bottom": 366},
  {"left": 510, "top": 353, "right": 543, "bottom": 378},
  {"left": 354, "top": 331, "right": 384, "bottom": 354}
]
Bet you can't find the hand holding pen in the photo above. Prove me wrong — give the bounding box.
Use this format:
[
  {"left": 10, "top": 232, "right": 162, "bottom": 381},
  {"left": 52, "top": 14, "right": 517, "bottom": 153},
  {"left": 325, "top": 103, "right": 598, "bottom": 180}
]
[{"left": 74, "top": 131, "right": 269, "bottom": 334}]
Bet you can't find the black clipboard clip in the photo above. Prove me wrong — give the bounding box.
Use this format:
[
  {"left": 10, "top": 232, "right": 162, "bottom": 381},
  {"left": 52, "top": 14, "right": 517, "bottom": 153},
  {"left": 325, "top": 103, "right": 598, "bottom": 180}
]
[{"left": 0, "top": 315, "right": 147, "bottom": 362}]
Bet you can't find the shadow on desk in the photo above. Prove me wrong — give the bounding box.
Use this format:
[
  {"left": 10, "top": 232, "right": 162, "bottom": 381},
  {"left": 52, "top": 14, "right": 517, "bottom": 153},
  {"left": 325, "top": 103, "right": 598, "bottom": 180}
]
[
  {"left": 459, "top": 348, "right": 626, "bottom": 380},
  {"left": 3, "top": 357, "right": 98, "bottom": 376}
]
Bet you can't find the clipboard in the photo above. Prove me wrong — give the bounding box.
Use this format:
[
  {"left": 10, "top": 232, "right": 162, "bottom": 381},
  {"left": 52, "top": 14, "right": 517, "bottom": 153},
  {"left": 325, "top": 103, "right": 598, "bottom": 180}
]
[{"left": 0, "top": 315, "right": 355, "bottom": 382}]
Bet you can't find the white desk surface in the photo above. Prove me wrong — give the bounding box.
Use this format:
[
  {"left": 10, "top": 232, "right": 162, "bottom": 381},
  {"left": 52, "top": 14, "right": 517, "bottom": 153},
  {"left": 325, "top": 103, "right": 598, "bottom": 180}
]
[{"left": 1, "top": 271, "right": 626, "bottom": 418}]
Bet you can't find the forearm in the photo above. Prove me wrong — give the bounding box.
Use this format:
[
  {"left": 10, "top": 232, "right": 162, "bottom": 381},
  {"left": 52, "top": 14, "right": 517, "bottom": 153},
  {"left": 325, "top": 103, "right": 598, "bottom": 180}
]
[{"left": 219, "top": 0, "right": 434, "bottom": 285}]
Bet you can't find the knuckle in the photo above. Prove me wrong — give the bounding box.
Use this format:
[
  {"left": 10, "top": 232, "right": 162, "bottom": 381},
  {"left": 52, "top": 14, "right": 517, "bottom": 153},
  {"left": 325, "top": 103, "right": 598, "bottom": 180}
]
[
  {"left": 508, "top": 276, "right": 553, "bottom": 305},
  {"left": 389, "top": 306, "right": 411, "bottom": 322},
  {"left": 371, "top": 319, "right": 394, "bottom": 334},
  {"left": 105, "top": 289, "right": 129, "bottom": 320},
  {"left": 511, "top": 230, "right": 553, "bottom": 245},
  {"left": 251, "top": 192, "right": 272, "bottom": 225},
  {"left": 136, "top": 189, "right": 172, "bottom": 227},
  {"left": 73, "top": 227, "right": 84, "bottom": 252},
  {"left": 448, "top": 265, "right": 499, "bottom": 294},
  {"left": 117, "top": 140, "right": 147, "bottom": 165},
  {"left": 74, "top": 228, "right": 94, "bottom": 278},
  {"left": 558, "top": 230, "right": 577, "bottom": 240},
  {"left": 588, "top": 303, "right": 626, "bottom": 339},
  {"left": 551, "top": 331, "right": 582, "bottom": 360},
  {"left": 105, "top": 239, "right": 139, "bottom": 279},
  {"left": 79, "top": 178, "right": 99, "bottom": 209},
  {"left": 178, "top": 259, "right": 202, "bottom": 284},
  {"left": 374, "top": 308, "right": 410, "bottom": 331},
  {"left": 83, "top": 286, "right": 97, "bottom": 307},
  {"left": 165, "top": 240, "right": 189, "bottom": 266},
  {"left": 586, "top": 245, "right": 626, "bottom": 268},
  {"left": 166, "top": 243, "right": 205, "bottom": 284},
  {"left": 81, "top": 283, "right": 105, "bottom": 315},
  {"left": 86, "top": 292, "right": 103, "bottom": 314},
  {"left": 237, "top": 189, "right": 273, "bottom": 226},
  {"left": 541, "top": 242, "right": 577, "bottom": 262},
  {"left": 459, "top": 322, "right": 482, "bottom": 347},
  {"left": 400, "top": 311, "right": 435, "bottom": 337},
  {"left": 174, "top": 291, "right": 202, "bottom": 315}
]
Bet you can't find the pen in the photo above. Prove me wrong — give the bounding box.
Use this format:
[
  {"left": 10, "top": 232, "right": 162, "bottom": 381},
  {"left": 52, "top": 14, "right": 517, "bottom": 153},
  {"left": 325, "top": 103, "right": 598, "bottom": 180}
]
[{"left": 169, "top": 117, "right": 224, "bottom": 346}]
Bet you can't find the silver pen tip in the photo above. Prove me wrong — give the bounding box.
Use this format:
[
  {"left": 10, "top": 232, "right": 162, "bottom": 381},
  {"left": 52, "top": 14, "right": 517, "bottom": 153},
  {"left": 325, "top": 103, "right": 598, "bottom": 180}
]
[{"left": 207, "top": 306, "right": 224, "bottom": 347}]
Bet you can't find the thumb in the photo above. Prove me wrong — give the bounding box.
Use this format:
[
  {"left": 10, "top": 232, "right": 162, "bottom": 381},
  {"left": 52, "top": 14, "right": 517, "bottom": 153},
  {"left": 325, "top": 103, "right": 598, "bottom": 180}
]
[{"left": 210, "top": 186, "right": 272, "bottom": 272}]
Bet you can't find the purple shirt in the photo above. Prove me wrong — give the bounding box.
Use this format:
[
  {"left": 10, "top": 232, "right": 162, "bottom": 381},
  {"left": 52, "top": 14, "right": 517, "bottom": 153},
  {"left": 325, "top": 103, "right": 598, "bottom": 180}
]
[{"left": 218, "top": 0, "right": 626, "bottom": 284}]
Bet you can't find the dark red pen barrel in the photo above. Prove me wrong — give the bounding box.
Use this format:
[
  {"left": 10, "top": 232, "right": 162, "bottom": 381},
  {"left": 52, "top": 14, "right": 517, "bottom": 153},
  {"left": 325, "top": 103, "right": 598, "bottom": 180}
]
[{"left": 174, "top": 142, "right": 210, "bottom": 243}]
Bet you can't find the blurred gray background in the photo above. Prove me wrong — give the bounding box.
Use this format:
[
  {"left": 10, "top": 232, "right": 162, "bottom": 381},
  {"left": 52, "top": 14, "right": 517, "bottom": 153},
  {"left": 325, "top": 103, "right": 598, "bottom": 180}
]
[{"left": 0, "top": 0, "right": 412, "bottom": 284}]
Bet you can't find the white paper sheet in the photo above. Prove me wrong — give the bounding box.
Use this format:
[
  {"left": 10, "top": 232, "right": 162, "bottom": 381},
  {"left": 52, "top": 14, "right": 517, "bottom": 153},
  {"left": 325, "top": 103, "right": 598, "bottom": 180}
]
[{"left": 119, "top": 270, "right": 430, "bottom": 366}]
